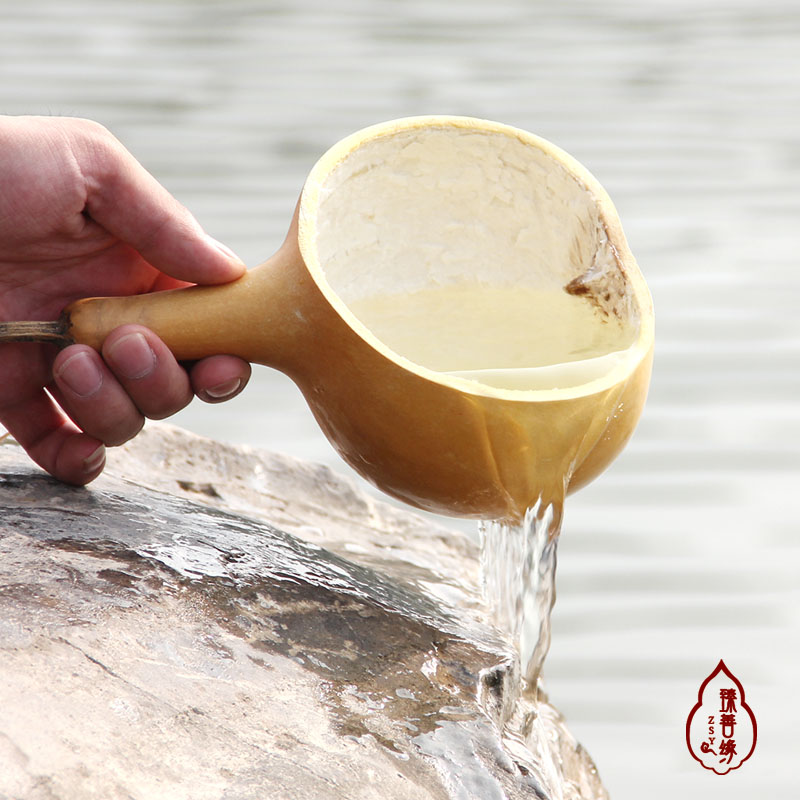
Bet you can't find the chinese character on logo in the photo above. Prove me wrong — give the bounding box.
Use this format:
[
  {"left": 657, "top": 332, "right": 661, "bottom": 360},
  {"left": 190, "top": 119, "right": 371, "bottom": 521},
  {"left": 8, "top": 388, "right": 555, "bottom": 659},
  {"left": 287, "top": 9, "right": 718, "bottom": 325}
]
[{"left": 720, "top": 687, "right": 737, "bottom": 713}]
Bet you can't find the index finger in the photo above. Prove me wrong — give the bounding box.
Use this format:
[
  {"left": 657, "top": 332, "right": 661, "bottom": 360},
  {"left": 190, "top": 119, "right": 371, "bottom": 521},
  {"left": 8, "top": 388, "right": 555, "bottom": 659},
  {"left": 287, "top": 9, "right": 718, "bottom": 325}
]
[{"left": 69, "top": 120, "right": 245, "bottom": 286}]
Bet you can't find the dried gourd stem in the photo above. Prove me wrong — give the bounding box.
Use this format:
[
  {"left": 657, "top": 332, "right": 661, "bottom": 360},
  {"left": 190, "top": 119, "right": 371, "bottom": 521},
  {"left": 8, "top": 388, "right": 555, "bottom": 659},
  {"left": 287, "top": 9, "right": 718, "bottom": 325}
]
[{"left": 0, "top": 319, "right": 71, "bottom": 346}]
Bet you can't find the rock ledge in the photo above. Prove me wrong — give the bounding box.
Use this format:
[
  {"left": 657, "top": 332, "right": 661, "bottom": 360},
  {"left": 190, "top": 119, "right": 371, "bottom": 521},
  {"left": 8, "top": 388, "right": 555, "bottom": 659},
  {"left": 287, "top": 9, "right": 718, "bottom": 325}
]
[{"left": 0, "top": 424, "right": 605, "bottom": 800}]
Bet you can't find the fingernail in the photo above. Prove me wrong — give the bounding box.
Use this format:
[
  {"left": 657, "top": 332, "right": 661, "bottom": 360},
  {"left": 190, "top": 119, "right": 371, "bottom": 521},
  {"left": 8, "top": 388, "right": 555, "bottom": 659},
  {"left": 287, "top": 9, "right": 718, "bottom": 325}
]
[
  {"left": 56, "top": 351, "right": 103, "bottom": 397},
  {"left": 107, "top": 333, "right": 156, "bottom": 380},
  {"left": 83, "top": 444, "right": 106, "bottom": 474},
  {"left": 205, "top": 234, "right": 244, "bottom": 264},
  {"left": 204, "top": 378, "right": 242, "bottom": 400}
]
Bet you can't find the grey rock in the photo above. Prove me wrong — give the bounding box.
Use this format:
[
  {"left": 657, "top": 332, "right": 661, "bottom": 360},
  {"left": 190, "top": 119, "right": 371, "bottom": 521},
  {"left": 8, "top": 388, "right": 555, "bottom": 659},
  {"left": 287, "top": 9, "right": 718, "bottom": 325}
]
[{"left": 0, "top": 424, "right": 606, "bottom": 800}]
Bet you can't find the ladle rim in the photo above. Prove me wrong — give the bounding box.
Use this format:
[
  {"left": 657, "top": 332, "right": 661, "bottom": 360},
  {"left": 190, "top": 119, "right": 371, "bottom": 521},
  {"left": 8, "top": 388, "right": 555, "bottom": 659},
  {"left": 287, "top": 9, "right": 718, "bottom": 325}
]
[{"left": 297, "top": 115, "right": 654, "bottom": 403}]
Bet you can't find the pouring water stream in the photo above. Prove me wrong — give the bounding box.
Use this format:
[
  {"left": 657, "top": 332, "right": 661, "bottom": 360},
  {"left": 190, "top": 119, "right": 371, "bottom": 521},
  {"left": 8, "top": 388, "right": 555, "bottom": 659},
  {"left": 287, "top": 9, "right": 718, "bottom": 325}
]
[{"left": 480, "top": 500, "right": 562, "bottom": 697}]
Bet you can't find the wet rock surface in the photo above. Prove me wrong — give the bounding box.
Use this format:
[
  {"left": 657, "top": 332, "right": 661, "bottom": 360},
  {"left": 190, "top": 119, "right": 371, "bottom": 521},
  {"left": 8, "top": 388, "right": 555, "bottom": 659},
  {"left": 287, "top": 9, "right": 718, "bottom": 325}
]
[{"left": 0, "top": 424, "right": 605, "bottom": 799}]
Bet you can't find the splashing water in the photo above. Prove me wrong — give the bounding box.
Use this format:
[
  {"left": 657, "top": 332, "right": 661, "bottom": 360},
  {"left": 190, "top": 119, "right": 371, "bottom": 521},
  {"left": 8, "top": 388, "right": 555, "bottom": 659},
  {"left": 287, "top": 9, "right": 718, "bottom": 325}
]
[
  {"left": 478, "top": 500, "right": 609, "bottom": 799},
  {"left": 479, "top": 499, "right": 563, "bottom": 697}
]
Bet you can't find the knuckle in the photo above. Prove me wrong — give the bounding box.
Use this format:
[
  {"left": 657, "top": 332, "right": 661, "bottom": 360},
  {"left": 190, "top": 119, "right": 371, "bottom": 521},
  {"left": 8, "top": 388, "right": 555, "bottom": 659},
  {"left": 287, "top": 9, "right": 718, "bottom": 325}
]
[
  {"left": 102, "top": 416, "right": 145, "bottom": 447},
  {"left": 137, "top": 383, "right": 192, "bottom": 421}
]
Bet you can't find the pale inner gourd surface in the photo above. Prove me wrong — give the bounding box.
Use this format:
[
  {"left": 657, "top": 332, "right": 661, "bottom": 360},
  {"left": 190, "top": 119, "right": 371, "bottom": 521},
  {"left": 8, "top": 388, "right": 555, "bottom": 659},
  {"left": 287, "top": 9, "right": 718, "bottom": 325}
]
[{"left": 314, "top": 126, "right": 638, "bottom": 391}]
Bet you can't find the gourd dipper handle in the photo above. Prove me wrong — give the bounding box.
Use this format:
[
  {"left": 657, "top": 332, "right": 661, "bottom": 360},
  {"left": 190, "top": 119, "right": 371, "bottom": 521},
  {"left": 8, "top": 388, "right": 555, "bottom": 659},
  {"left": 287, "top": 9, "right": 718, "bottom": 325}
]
[{"left": 0, "top": 247, "right": 305, "bottom": 369}]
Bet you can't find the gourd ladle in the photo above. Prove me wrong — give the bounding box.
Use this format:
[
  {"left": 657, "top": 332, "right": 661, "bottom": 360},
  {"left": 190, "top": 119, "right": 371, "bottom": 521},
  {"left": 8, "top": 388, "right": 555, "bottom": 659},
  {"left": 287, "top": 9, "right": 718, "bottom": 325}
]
[{"left": 0, "top": 117, "right": 654, "bottom": 522}]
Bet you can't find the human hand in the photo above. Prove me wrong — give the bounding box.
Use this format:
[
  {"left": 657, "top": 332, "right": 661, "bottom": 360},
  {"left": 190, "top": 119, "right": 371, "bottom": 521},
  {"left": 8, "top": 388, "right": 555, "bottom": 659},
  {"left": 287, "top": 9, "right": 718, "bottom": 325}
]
[{"left": 0, "top": 115, "right": 251, "bottom": 485}]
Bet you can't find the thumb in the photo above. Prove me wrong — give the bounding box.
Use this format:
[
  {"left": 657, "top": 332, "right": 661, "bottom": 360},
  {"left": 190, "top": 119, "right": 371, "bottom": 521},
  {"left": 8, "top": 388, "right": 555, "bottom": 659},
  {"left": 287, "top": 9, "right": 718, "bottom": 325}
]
[{"left": 74, "top": 121, "right": 245, "bottom": 285}]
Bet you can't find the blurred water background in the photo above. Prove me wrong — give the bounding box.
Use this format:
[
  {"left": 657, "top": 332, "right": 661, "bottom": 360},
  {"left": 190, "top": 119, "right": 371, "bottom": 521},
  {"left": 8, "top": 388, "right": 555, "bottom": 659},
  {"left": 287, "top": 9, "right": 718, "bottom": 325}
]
[{"left": 1, "top": 1, "right": 798, "bottom": 798}]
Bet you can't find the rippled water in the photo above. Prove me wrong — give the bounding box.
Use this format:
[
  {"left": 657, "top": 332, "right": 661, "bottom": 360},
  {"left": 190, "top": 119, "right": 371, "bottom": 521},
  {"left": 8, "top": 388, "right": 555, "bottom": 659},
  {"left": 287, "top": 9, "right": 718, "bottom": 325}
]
[{"left": 1, "top": 2, "right": 798, "bottom": 798}]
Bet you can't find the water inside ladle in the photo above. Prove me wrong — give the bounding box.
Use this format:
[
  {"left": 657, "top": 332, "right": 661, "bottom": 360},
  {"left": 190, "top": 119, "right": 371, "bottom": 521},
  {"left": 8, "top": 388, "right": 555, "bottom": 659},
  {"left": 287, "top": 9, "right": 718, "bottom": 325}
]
[{"left": 0, "top": 116, "right": 653, "bottom": 524}]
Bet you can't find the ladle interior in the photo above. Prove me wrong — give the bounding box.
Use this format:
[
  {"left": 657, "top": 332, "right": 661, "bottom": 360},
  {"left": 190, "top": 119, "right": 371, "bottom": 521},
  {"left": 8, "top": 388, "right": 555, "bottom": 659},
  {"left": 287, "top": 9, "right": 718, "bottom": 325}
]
[{"left": 301, "top": 122, "right": 641, "bottom": 395}]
